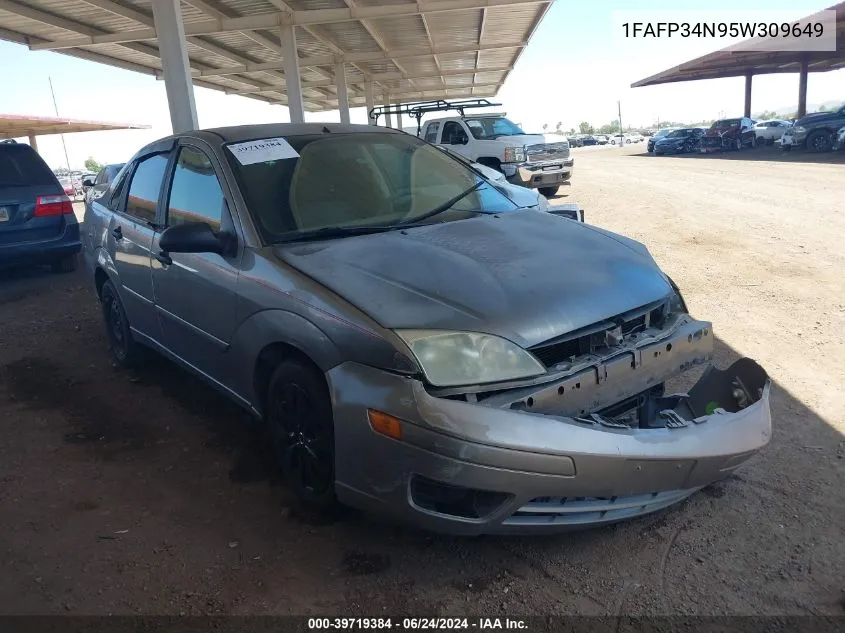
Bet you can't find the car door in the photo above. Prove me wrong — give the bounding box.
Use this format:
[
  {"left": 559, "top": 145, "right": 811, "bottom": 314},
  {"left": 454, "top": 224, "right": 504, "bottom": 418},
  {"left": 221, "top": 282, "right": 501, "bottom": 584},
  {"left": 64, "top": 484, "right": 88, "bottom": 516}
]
[
  {"left": 439, "top": 121, "right": 471, "bottom": 159},
  {"left": 109, "top": 150, "right": 171, "bottom": 342},
  {"left": 149, "top": 141, "right": 242, "bottom": 385}
]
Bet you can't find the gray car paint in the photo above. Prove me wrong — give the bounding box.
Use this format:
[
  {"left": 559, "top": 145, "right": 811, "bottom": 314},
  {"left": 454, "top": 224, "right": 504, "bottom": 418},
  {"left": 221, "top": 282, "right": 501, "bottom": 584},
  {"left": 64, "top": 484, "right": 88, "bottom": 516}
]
[
  {"left": 277, "top": 210, "right": 671, "bottom": 350},
  {"left": 83, "top": 122, "right": 771, "bottom": 534}
]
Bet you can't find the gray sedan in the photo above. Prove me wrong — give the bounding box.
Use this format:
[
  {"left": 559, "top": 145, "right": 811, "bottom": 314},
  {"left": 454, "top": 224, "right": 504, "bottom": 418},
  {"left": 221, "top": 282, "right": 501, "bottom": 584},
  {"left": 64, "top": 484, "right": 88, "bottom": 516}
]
[{"left": 82, "top": 123, "right": 771, "bottom": 535}]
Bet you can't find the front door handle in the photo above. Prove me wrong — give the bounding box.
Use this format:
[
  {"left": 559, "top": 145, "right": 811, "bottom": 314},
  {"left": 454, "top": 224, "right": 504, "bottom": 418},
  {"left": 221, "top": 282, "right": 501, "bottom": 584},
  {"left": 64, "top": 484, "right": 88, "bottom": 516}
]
[
  {"left": 154, "top": 251, "right": 172, "bottom": 266},
  {"left": 111, "top": 226, "right": 123, "bottom": 240}
]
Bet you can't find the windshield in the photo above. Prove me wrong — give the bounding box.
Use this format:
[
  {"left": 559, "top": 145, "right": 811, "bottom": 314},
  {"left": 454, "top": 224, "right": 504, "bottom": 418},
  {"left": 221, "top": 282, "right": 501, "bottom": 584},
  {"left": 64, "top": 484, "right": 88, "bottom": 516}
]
[
  {"left": 655, "top": 129, "right": 673, "bottom": 137},
  {"left": 712, "top": 119, "right": 741, "bottom": 128},
  {"left": 226, "top": 132, "right": 518, "bottom": 243},
  {"left": 463, "top": 117, "right": 525, "bottom": 139},
  {"left": 667, "top": 129, "right": 693, "bottom": 138}
]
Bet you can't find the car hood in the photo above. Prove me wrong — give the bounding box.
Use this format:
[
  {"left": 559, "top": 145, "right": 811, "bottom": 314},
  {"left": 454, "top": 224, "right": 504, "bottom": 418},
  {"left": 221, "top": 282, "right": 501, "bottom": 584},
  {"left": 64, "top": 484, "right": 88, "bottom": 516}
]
[
  {"left": 492, "top": 134, "right": 547, "bottom": 146},
  {"left": 274, "top": 211, "right": 671, "bottom": 349}
]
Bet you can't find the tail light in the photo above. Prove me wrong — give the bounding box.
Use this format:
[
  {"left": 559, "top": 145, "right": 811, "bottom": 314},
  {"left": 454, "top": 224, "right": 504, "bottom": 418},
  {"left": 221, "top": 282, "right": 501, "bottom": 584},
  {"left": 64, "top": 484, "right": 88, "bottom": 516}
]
[{"left": 34, "top": 194, "right": 73, "bottom": 217}]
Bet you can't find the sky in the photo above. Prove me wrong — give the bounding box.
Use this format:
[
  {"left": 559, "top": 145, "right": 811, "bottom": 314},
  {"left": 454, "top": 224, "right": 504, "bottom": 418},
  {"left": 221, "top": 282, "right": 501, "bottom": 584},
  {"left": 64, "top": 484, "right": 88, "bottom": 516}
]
[{"left": 1, "top": 0, "right": 842, "bottom": 170}]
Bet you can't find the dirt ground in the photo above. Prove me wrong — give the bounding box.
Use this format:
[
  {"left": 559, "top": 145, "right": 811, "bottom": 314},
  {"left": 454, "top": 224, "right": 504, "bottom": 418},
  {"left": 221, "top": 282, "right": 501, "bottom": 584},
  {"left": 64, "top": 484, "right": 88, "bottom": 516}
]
[{"left": 0, "top": 145, "right": 843, "bottom": 616}]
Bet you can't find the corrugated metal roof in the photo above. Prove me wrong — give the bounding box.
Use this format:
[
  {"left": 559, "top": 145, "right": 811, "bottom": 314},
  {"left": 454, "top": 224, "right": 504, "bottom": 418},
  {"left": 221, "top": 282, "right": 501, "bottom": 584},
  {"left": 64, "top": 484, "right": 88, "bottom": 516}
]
[{"left": 0, "top": 0, "right": 553, "bottom": 111}]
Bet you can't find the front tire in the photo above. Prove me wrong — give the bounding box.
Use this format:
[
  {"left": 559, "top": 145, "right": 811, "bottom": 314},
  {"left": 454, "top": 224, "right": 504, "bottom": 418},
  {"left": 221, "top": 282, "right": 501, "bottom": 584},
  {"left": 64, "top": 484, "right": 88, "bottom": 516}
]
[
  {"left": 266, "top": 359, "right": 338, "bottom": 512},
  {"left": 539, "top": 186, "right": 560, "bottom": 197},
  {"left": 100, "top": 280, "right": 141, "bottom": 367},
  {"left": 806, "top": 130, "right": 832, "bottom": 152}
]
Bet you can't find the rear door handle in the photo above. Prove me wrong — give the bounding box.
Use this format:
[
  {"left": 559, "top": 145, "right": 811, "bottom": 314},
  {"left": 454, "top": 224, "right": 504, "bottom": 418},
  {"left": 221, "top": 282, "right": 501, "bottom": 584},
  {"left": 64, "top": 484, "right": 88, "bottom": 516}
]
[{"left": 111, "top": 226, "right": 123, "bottom": 240}]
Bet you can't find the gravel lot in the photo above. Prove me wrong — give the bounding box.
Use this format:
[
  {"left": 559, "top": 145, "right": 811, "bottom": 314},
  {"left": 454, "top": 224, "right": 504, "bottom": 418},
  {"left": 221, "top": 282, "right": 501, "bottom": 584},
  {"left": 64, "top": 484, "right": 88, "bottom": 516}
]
[{"left": 1, "top": 145, "right": 843, "bottom": 616}]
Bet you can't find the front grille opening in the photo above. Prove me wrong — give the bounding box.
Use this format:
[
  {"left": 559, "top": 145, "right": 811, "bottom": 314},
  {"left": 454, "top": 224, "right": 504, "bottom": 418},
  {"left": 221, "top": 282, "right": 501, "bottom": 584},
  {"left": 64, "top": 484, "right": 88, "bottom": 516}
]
[
  {"left": 529, "top": 301, "right": 670, "bottom": 369},
  {"left": 410, "top": 475, "right": 511, "bottom": 519}
]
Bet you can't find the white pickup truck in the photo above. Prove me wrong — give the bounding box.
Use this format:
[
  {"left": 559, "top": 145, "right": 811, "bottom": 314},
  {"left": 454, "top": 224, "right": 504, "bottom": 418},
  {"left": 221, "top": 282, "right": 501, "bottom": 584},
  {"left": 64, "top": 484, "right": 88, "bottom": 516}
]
[{"left": 419, "top": 114, "right": 573, "bottom": 197}]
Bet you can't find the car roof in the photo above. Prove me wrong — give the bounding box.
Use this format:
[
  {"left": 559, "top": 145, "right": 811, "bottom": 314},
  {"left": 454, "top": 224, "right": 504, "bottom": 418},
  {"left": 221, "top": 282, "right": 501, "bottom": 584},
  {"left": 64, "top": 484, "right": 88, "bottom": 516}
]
[{"left": 131, "top": 123, "right": 406, "bottom": 159}]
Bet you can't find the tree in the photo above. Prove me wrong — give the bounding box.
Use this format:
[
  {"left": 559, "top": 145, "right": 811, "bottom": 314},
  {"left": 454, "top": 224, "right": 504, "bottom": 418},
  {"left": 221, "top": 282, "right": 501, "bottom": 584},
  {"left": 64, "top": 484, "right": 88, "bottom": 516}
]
[
  {"left": 84, "top": 157, "right": 102, "bottom": 173},
  {"left": 578, "top": 121, "right": 594, "bottom": 134},
  {"left": 555, "top": 121, "right": 562, "bottom": 132},
  {"left": 818, "top": 104, "right": 828, "bottom": 112},
  {"left": 542, "top": 123, "right": 548, "bottom": 132}
]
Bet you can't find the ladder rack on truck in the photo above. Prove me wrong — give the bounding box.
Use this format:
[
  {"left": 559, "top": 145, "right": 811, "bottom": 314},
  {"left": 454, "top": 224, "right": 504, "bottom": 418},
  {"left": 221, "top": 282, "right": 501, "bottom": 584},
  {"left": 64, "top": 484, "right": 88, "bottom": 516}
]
[{"left": 368, "top": 99, "right": 502, "bottom": 136}]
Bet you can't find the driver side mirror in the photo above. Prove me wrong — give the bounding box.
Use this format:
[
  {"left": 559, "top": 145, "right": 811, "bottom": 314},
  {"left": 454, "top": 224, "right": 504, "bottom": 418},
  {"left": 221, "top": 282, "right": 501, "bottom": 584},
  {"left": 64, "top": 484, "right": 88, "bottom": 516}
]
[
  {"left": 82, "top": 178, "right": 94, "bottom": 188},
  {"left": 159, "top": 221, "right": 226, "bottom": 255}
]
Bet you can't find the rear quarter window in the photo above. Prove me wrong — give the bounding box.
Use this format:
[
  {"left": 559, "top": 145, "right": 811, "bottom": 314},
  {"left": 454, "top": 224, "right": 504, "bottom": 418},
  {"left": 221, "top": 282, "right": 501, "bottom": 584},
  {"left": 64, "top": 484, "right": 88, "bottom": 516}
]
[{"left": 0, "top": 145, "right": 58, "bottom": 187}]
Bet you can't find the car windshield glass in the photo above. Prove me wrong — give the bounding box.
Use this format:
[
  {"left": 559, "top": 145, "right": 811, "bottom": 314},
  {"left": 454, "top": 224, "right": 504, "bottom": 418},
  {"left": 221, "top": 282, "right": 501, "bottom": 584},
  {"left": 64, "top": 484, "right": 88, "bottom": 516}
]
[
  {"left": 713, "top": 119, "right": 741, "bottom": 127},
  {"left": 0, "top": 146, "right": 57, "bottom": 186},
  {"left": 463, "top": 117, "right": 525, "bottom": 139},
  {"left": 226, "top": 132, "right": 518, "bottom": 243},
  {"left": 667, "top": 129, "right": 692, "bottom": 138}
]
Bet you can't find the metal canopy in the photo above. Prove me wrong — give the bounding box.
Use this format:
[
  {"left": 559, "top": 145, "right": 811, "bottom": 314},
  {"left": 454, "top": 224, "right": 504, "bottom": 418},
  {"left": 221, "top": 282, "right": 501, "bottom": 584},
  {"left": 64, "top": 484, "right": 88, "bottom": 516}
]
[
  {"left": 0, "top": 113, "right": 150, "bottom": 138},
  {"left": 631, "top": 2, "right": 845, "bottom": 88},
  {"left": 0, "top": 0, "right": 553, "bottom": 113}
]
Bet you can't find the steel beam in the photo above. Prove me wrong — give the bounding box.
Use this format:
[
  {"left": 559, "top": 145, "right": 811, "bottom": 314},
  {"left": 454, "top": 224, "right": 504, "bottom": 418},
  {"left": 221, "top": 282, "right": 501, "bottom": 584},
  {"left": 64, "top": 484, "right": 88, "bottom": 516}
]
[
  {"left": 364, "top": 82, "right": 376, "bottom": 125},
  {"left": 280, "top": 23, "right": 305, "bottom": 123},
  {"left": 151, "top": 0, "right": 198, "bottom": 132},
  {"left": 744, "top": 73, "right": 752, "bottom": 117},
  {"left": 335, "top": 62, "right": 350, "bottom": 124},
  {"left": 797, "top": 56, "right": 809, "bottom": 117}
]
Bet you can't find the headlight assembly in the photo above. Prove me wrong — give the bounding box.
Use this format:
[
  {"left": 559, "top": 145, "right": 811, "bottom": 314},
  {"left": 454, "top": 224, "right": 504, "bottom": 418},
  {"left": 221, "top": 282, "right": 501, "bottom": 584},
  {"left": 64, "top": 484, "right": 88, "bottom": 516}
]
[
  {"left": 503, "top": 146, "right": 526, "bottom": 163},
  {"left": 793, "top": 126, "right": 806, "bottom": 134},
  {"left": 395, "top": 330, "right": 546, "bottom": 387}
]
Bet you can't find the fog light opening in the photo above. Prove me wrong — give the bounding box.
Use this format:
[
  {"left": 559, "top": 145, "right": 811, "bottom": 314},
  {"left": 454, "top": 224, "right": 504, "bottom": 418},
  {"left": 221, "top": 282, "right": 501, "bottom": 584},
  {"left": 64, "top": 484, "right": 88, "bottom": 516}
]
[{"left": 410, "top": 475, "right": 511, "bottom": 520}]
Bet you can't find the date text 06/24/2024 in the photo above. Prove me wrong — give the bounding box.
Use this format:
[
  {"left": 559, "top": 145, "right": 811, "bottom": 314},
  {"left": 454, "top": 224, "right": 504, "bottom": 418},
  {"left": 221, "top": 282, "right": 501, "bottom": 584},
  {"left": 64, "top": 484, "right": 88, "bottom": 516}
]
[{"left": 307, "top": 618, "right": 528, "bottom": 630}]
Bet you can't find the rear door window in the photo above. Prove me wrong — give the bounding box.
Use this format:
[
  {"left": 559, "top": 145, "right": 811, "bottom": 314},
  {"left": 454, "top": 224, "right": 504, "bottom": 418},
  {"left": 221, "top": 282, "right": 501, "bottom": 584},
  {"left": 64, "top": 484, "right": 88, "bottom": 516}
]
[
  {"left": 424, "top": 122, "right": 440, "bottom": 143},
  {"left": 124, "top": 154, "right": 169, "bottom": 223},
  {"left": 0, "top": 145, "right": 57, "bottom": 187}
]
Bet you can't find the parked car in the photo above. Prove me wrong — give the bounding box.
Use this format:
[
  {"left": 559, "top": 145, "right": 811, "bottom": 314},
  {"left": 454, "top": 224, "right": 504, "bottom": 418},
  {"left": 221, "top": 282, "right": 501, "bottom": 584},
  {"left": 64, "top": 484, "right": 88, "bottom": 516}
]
[
  {"left": 833, "top": 125, "right": 845, "bottom": 151},
  {"left": 608, "top": 133, "right": 634, "bottom": 145},
  {"left": 437, "top": 146, "right": 567, "bottom": 216},
  {"left": 753, "top": 120, "right": 793, "bottom": 146},
  {"left": 58, "top": 176, "right": 76, "bottom": 198},
  {"left": 80, "top": 172, "right": 98, "bottom": 193},
  {"left": 83, "top": 163, "right": 126, "bottom": 204},
  {"left": 786, "top": 104, "right": 845, "bottom": 152},
  {"left": 594, "top": 135, "right": 609, "bottom": 145},
  {"left": 421, "top": 114, "right": 573, "bottom": 197},
  {"left": 0, "top": 139, "right": 80, "bottom": 272},
  {"left": 83, "top": 123, "right": 770, "bottom": 535},
  {"left": 647, "top": 128, "right": 676, "bottom": 153},
  {"left": 567, "top": 135, "right": 583, "bottom": 148},
  {"left": 700, "top": 117, "right": 756, "bottom": 153},
  {"left": 653, "top": 128, "right": 706, "bottom": 155},
  {"left": 579, "top": 135, "right": 599, "bottom": 146}
]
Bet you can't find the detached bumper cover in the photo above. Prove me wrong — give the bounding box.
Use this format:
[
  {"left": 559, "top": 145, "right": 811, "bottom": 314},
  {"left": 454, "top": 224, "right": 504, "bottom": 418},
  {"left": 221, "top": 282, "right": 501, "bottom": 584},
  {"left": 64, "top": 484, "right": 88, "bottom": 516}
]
[{"left": 328, "top": 321, "right": 772, "bottom": 534}]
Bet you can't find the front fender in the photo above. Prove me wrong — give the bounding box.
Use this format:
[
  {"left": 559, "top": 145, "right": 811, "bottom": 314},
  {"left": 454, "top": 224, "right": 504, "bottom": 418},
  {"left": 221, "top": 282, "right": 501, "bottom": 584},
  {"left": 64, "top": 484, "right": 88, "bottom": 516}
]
[{"left": 225, "top": 309, "right": 344, "bottom": 408}]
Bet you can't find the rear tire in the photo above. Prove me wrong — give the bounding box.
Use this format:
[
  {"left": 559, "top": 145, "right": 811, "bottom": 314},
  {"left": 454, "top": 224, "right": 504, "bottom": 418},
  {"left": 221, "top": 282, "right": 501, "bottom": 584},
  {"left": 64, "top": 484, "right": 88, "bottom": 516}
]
[
  {"left": 100, "top": 280, "right": 141, "bottom": 368},
  {"left": 266, "top": 359, "right": 339, "bottom": 513},
  {"left": 539, "top": 186, "right": 560, "bottom": 197},
  {"left": 51, "top": 254, "right": 77, "bottom": 274}
]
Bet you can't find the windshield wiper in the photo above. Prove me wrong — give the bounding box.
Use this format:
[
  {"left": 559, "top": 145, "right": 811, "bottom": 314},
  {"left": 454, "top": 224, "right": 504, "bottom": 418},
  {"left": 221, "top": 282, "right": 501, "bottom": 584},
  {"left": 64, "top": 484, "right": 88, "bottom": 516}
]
[
  {"left": 400, "top": 181, "right": 485, "bottom": 226},
  {"left": 275, "top": 223, "right": 398, "bottom": 244}
]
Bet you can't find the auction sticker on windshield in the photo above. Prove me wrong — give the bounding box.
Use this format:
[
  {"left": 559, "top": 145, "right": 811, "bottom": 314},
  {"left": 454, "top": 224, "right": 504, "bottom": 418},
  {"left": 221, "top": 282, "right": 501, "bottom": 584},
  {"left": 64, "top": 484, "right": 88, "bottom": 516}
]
[{"left": 228, "top": 137, "right": 299, "bottom": 165}]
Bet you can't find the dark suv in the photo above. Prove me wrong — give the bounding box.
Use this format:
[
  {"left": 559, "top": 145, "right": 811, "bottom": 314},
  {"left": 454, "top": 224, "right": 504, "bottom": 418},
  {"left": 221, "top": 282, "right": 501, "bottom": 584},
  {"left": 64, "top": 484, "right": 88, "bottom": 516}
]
[
  {"left": 788, "top": 105, "right": 845, "bottom": 152},
  {"left": 0, "top": 140, "right": 80, "bottom": 272}
]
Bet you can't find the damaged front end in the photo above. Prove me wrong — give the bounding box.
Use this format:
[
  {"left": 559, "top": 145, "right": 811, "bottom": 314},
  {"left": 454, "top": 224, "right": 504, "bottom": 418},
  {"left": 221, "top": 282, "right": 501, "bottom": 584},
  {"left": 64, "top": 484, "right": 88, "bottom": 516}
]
[{"left": 429, "top": 305, "right": 769, "bottom": 436}]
